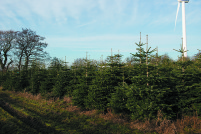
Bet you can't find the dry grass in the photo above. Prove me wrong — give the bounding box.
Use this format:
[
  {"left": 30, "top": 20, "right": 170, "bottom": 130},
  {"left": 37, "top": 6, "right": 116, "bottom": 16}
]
[
  {"left": 174, "top": 116, "right": 201, "bottom": 134},
  {"left": 130, "top": 118, "right": 177, "bottom": 134},
  {"left": 99, "top": 109, "right": 127, "bottom": 125},
  {"left": 63, "top": 96, "right": 72, "bottom": 104},
  {"left": 65, "top": 104, "right": 81, "bottom": 113},
  {"left": 3, "top": 90, "right": 201, "bottom": 134},
  {"left": 62, "top": 96, "right": 81, "bottom": 113},
  {"left": 80, "top": 109, "right": 98, "bottom": 117},
  {"left": 130, "top": 110, "right": 201, "bottom": 134},
  {"left": 12, "top": 90, "right": 43, "bottom": 101}
]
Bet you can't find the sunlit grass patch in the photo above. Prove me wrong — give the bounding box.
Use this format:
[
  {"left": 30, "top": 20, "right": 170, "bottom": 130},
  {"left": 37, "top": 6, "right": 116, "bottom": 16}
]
[
  {"left": 4, "top": 89, "right": 201, "bottom": 133},
  {"left": 0, "top": 90, "right": 154, "bottom": 133},
  {"left": 0, "top": 106, "right": 38, "bottom": 134},
  {"left": 0, "top": 107, "right": 12, "bottom": 122}
]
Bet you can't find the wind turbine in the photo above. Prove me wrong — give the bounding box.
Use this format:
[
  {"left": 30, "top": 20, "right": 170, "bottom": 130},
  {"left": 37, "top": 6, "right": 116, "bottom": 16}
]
[{"left": 175, "top": 0, "right": 189, "bottom": 58}]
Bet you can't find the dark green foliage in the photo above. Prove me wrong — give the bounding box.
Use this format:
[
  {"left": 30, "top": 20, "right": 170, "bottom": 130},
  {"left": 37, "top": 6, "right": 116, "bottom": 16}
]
[
  {"left": 29, "top": 69, "right": 47, "bottom": 95},
  {"left": 125, "top": 84, "right": 160, "bottom": 121},
  {"left": 39, "top": 73, "right": 55, "bottom": 96},
  {"left": 72, "top": 84, "right": 89, "bottom": 109},
  {"left": 39, "top": 67, "right": 58, "bottom": 95},
  {"left": 72, "top": 60, "right": 96, "bottom": 109},
  {"left": 2, "top": 70, "right": 29, "bottom": 91},
  {"left": 1, "top": 54, "right": 201, "bottom": 121},
  {"left": 19, "top": 70, "right": 30, "bottom": 90},
  {"left": 2, "top": 72, "right": 12, "bottom": 91},
  {"left": 10, "top": 71, "right": 21, "bottom": 91},
  {"left": 64, "top": 69, "right": 79, "bottom": 97},
  {"left": 1, "top": 33, "right": 201, "bottom": 122},
  {"left": 85, "top": 55, "right": 125, "bottom": 112},
  {"left": 87, "top": 84, "right": 109, "bottom": 111},
  {"left": 52, "top": 70, "right": 71, "bottom": 98},
  {"left": 0, "top": 73, "right": 3, "bottom": 86},
  {"left": 109, "top": 84, "right": 129, "bottom": 114},
  {"left": 130, "top": 42, "right": 147, "bottom": 64}
]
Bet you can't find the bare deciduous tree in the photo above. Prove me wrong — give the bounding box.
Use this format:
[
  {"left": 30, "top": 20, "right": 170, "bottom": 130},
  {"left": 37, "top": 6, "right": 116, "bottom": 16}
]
[
  {"left": 0, "top": 30, "right": 17, "bottom": 72},
  {"left": 16, "top": 28, "right": 48, "bottom": 71}
]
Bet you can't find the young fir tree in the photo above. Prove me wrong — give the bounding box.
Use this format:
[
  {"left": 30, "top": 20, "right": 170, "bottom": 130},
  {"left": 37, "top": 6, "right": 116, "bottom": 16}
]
[
  {"left": 86, "top": 54, "right": 124, "bottom": 113},
  {"left": 72, "top": 58, "right": 96, "bottom": 109},
  {"left": 126, "top": 40, "right": 161, "bottom": 120},
  {"left": 52, "top": 69, "right": 71, "bottom": 99}
]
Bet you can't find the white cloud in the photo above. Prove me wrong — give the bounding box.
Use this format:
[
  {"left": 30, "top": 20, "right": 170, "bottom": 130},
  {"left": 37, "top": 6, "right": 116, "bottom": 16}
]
[
  {"left": 47, "top": 34, "right": 138, "bottom": 43},
  {"left": 0, "top": 0, "right": 97, "bottom": 27}
]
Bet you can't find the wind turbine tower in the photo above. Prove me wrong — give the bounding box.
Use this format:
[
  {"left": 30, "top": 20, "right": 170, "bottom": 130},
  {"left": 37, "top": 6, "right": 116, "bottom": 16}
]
[{"left": 175, "top": 0, "right": 189, "bottom": 58}]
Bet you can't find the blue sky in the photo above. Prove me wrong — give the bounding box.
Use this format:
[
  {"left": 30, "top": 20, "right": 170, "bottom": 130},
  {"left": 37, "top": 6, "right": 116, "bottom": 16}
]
[{"left": 0, "top": 0, "right": 201, "bottom": 65}]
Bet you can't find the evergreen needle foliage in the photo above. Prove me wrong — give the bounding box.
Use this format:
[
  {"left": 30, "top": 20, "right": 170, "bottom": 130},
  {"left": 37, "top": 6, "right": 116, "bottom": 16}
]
[{"left": 0, "top": 30, "right": 201, "bottom": 122}]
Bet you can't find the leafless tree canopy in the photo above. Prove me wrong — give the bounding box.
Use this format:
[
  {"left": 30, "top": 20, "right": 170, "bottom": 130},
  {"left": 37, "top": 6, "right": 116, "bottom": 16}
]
[
  {"left": 0, "top": 28, "right": 48, "bottom": 72},
  {"left": 0, "top": 30, "right": 17, "bottom": 72}
]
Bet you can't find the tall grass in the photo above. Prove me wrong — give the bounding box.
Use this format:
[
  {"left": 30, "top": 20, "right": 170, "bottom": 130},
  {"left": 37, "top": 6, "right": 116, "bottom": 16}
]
[{"left": 1, "top": 88, "right": 201, "bottom": 134}]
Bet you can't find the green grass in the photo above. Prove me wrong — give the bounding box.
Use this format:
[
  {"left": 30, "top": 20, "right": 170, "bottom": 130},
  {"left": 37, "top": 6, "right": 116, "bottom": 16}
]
[
  {"left": 0, "top": 90, "right": 146, "bottom": 134},
  {"left": 1, "top": 89, "right": 201, "bottom": 134},
  {"left": 0, "top": 106, "right": 39, "bottom": 134}
]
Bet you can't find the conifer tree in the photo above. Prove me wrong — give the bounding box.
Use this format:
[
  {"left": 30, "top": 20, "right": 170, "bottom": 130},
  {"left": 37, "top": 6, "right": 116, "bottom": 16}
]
[{"left": 86, "top": 54, "right": 124, "bottom": 113}]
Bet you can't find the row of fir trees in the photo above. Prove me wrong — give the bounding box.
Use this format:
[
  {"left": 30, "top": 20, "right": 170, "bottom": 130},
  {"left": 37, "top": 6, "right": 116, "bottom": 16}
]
[{"left": 1, "top": 31, "right": 201, "bottom": 121}]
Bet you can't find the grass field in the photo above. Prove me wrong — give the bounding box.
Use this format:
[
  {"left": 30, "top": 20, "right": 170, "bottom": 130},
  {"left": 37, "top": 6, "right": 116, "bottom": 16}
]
[{"left": 0, "top": 88, "right": 201, "bottom": 134}]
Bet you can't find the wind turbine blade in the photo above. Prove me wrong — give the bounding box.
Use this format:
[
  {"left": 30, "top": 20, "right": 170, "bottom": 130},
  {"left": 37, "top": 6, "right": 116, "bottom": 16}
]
[{"left": 175, "top": 2, "right": 180, "bottom": 30}]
